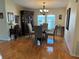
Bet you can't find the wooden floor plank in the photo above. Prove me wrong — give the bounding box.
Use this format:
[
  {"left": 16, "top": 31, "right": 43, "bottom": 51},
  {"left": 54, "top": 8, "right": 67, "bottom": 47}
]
[{"left": 0, "top": 36, "right": 79, "bottom": 59}]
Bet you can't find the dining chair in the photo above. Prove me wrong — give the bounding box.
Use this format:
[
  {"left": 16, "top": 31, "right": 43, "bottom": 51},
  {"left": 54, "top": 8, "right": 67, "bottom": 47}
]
[
  {"left": 42, "top": 23, "right": 48, "bottom": 32},
  {"left": 34, "top": 26, "right": 42, "bottom": 45},
  {"left": 27, "top": 23, "right": 34, "bottom": 38}
]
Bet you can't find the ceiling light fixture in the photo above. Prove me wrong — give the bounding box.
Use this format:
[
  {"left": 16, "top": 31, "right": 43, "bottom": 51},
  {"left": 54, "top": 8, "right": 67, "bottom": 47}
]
[{"left": 40, "top": 2, "right": 49, "bottom": 15}]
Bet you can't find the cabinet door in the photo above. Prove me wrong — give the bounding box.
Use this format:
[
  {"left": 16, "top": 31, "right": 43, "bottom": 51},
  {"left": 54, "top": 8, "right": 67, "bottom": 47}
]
[{"left": 20, "top": 11, "right": 34, "bottom": 35}]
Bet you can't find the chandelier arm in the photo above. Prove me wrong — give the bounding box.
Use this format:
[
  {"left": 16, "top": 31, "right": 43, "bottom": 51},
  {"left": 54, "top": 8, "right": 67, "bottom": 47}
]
[{"left": 40, "top": 2, "right": 49, "bottom": 15}]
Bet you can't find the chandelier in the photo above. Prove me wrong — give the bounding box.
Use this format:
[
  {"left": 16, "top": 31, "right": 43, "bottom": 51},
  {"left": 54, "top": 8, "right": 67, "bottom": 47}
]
[{"left": 40, "top": 2, "right": 49, "bottom": 15}]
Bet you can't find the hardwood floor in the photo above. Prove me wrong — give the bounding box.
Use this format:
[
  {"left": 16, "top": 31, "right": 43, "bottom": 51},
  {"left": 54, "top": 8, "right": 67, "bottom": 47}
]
[{"left": 0, "top": 36, "right": 79, "bottom": 59}]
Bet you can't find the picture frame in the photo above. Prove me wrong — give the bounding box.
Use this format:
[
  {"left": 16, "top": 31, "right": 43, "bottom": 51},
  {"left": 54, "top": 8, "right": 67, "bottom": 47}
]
[
  {"left": 0, "top": 12, "right": 3, "bottom": 19},
  {"left": 7, "top": 12, "right": 14, "bottom": 22},
  {"left": 66, "top": 8, "right": 71, "bottom": 30},
  {"left": 15, "top": 15, "right": 19, "bottom": 23},
  {"left": 59, "top": 14, "right": 62, "bottom": 19}
]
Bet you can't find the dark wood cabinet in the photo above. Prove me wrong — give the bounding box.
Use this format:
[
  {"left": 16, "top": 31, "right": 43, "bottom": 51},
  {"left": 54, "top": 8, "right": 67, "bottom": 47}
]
[{"left": 20, "top": 10, "right": 34, "bottom": 35}]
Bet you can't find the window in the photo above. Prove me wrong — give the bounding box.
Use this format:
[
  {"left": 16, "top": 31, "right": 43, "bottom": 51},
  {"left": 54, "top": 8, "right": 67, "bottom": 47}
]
[
  {"left": 37, "top": 15, "right": 45, "bottom": 26},
  {"left": 37, "top": 15, "right": 55, "bottom": 30},
  {"left": 47, "top": 15, "right": 55, "bottom": 30}
]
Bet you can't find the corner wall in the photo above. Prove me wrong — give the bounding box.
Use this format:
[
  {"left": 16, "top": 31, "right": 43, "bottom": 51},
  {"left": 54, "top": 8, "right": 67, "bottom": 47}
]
[
  {"left": 74, "top": 3, "right": 79, "bottom": 56},
  {"left": 5, "top": 0, "right": 24, "bottom": 28},
  {"left": 0, "top": 0, "right": 10, "bottom": 40},
  {"left": 64, "top": 0, "right": 79, "bottom": 56},
  {"left": 5, "top": 0, "right": 23, "bottom": 15},
  {"left": 0, "top": 0, "right": 24, "bottom": 40}
]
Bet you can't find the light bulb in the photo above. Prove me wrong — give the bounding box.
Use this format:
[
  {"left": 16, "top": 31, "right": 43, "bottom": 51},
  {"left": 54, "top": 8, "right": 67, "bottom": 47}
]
[
  {"left": 46, "top": 10, "right": 49, "bottom": 12},
  {"left": 40, "top": 9, "right": 43, "bottom": 12},
  {"left": 44, "top": 9, "right": 47, "bottom": 12}
]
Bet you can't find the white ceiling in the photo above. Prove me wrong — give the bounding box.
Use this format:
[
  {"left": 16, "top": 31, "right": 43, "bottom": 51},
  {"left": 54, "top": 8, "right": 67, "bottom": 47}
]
[{"left": 13, "top": 0, "right": 68, "bottom": 9}]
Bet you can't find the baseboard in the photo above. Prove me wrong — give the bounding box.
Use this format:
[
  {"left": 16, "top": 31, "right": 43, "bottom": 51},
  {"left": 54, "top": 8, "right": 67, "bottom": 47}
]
[
  {"left": 64, "top": 37, "right": 75, "bottom": 57},
  {"left": 0, "top": 35, "right": 10, "bottom": 41}
]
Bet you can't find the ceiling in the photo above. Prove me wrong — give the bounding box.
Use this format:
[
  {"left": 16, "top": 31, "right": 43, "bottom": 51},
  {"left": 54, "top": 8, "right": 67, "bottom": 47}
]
[{"left": 13, "top": 0, "right": 68, "bottom": 9}]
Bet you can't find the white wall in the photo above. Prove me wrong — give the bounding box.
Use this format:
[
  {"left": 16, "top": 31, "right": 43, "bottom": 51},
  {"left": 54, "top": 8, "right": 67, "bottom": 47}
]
[
  {"left": 5, "top": 0, "right": 23, "bottom": 15},
  {"left": 5, "top": 0, "right": 24, "bottom": 28},
  {"left": 0, "top": 0, "right": 10, "bottom": 40},
  {"left": 34, "top": 8, "right": 66, "bottom": 26},
  {"left": 0, "top": 0, "right": 24, "bottom": 40},
  {"left": 64, "top": 0, "right": 79, "bottom": 56},
  {"left": 74, "top": 3, "right": 79, "bottom": 56}
]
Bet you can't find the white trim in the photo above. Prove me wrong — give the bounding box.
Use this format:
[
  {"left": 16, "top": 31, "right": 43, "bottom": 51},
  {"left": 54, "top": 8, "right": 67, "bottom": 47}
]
[
  {"left": 64, "top": 37, "right": 75, "bottom": 56},
  {"left": 0, "top": 35, "right": 10, "bottom": 41}
]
